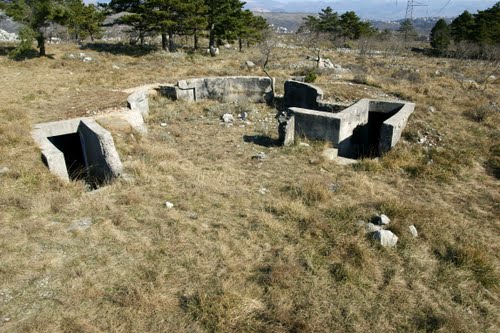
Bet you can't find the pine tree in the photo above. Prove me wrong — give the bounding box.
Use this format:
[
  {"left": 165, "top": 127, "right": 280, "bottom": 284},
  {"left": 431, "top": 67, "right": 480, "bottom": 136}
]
[
  {"left": 235, "top": 10, "right": 268, "bottom": 51},
  {"left": 399, "top": 19, "right": 417, "bottom": 42},
  {"left": 340, "top": 11, "right": 361, "bottom": 42},
  {"left": 450, "top": 11, "right": 475, "bottom": 43},
  {"left": 204, "top": 0, "right": 245, "bottom": 56},
  {"left": 3, "top": 0, "right": 68, "bottom": 56},
  {"left": 430, "top": 19, "right": 450, "bottom": 51},
  {"left": 473, "top": 3, "right": 500, "bottom": 45},
  {"left": 66, "top": 0, "right": 104, "bottom": 42},
  {"left": 107, "top": 0, "right": 152, "bottom": 46}
]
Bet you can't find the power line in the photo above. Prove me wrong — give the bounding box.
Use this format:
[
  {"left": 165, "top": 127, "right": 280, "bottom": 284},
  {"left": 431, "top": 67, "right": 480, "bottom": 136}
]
[
  {"left": 405, "top": 0, "right": 428, "bottom": 20},
  {"left": 436, "top": 0, "right": 452, "bottom": 16}
]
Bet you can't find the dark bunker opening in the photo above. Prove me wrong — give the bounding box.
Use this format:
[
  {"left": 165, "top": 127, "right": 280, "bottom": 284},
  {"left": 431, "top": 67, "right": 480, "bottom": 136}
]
[
  {"left": 339, "top": 103, "right": 402, "bottom": 159},
  {"left": 48, "top": 133, "right": 87, "bottom": 182}
]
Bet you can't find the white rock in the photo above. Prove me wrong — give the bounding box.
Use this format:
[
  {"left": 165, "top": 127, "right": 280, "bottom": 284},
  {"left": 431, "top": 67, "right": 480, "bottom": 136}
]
[
  {"left": 66, "top": 217, "right": 92, "bottom": 232},
  {"left": 83, "top": 57, "right": 93, "bottom": 62},
  {"left": 221, "top": 113, "right": 234, "bottom": 123},
  {"left": 373, "top": 230, "right": 398, "bottom": 247},
  {"left": 372, "top": 214, "right": 391, "bottom": 225},
  {"left": 258, "top": 188, "right": 269, "bottom": 194},
  {"left": 245, "top": 60, "right": 255, "bottom": 68},
  {"left": 321, "top": 148, "right": 338, "bottom": 161},
  {"left": 112, "top": 64, "right": 120, "bottom": 69},
  {"left": 429, "top": 106, "right": 436, "bottom": 113},
  {"left": 366, "top": 223, "right": 383, "bottom": 232},
  {"left": 160, "top": 122, "right": 167, "bottom": 127},
  {"left": 409, "top": 225, "right": 418, "bottom": 238},
  {"left": 0, "top": 166, "right": 9, "bottom": 174},
  {"left": 299, "top": 142, "right": 310, "bottom": 147},
  {"left": 165, "top": 201, "right": 174, "bottom": 209},
  {"left": 252, "top": 152, "right": 267, "bottom": 160},
  {"left": 79, "top": 52, "right": 86, "bottom": 58}
]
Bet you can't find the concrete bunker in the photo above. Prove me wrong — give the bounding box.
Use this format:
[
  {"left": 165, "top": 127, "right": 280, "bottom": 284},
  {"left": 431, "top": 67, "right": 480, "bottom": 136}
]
[
  {"left": 279, "top": 80, "right": 415, "bottom": 159},
  {"left": 32, "top": 118, "right": 123, "bottom": 187},
  {"left": 159, "top": 76, "right": 274, "bottom": 104}
]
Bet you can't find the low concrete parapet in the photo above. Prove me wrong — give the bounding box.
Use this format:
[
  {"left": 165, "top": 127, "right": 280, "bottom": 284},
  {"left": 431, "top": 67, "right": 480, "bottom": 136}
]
[
  {"left": 32, "top": 118, "right": 123, "bottom": 186},
  {"left": 127, "top": 89, "right": 149, "bottom": 117},
  {"left": 159, "top": 76, "right": 275, "bottom": 104}
]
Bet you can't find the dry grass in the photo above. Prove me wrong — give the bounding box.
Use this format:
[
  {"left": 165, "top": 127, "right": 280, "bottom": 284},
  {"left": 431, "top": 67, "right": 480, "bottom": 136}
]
[{"left": 0, "top": 40, "right": 498, "bottom": 332}]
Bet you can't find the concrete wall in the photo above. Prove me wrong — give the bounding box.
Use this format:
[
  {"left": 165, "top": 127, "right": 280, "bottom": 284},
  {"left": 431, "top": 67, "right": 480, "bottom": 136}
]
[
  {"left": 379, "top": 102, "right": 415, "bottom": 154},
  {"left": 283, "top": 81, "right": 323, "bottom": 110},
  {"left": 160, "top": 76, "right": 274, "bottom": 103},
  {"left": 32, "top": 118, "right": 123, "bottom": 184},
  {"left": 280, "top": 99, "right": 414, "bottom": 158},
  {"left": 127, "top": 90, "right": 149, "bottom": 117},
  {"left": 78, "top": 120, "right": 123, "bottom": 185}
]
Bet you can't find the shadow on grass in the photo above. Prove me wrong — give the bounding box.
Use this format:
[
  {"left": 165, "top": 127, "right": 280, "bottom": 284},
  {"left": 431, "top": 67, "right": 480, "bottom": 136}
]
[
  {"left": 0, "top": 45, "right": 45, "bottom": 60},
  {"left": 243, "top": 135, "right": 281, "bottom": 147},
  {"left": 80, "top": 42, "right": 157, "bottom": 57}
]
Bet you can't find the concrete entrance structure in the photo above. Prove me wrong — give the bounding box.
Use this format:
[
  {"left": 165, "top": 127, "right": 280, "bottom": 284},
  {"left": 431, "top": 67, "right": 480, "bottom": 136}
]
[
  {"left": 279, "top": 97, "right": 415, "bottom": 158},
  {"left": 159, "top": 76, "right": 274, "bottom": 103},
  {"left": 32, "top": 118, "right": 123, "bottom": 186}
]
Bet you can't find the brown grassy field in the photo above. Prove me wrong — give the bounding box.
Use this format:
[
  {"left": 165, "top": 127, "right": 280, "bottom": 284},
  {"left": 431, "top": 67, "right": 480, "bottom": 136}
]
[{"left": 0, "top": 39, "right": 498, "bottom": 332}]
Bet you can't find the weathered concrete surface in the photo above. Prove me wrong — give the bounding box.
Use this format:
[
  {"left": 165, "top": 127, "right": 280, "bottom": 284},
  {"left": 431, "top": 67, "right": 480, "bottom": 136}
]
[
  {"left": 32, "top": 118, "right": 123, "bottom": 184},
  {"left": 160, "top": 76, "right": 274, "bottom": 103},
  {"left": 96, "top": 109, "right": 147, "bottom": 134},
  {"left": 279, "top": 98, "right": 415, "bottom": 157},
  {"left": 127, "top": 90, "right": 149, "bottom": 116},
  {"left": 78, "top": 120, "right": 123, "bottom": 184},
  {"left": 284, "top": 80, "right": 323, "bottom": 109},
  {"left": 379, "top": 102, "right": 415, "bottom": 154}
]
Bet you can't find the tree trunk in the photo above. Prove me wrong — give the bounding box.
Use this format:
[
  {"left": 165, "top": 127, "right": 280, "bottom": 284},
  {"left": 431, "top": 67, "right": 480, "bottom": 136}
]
[
  {"left": 168, "top": 31, "right": 175, "bottom": 52},
  {"left": 194, "top": 29, "right": 198, "bottom": 50},
  {"left": 209, "top": 24, "right": 217, "bottom": 56},
  {"left": 238, "top": 38, "right": 243, "bottom": 52},
  {"left": 140, "top": 32, "right": 145, "bottom": 46},
  {"left": 161, "top": 32, "right": 168, "bottom": 51},
  {"left": 37, "top": 33, "right": 46, "bottom": 57}
]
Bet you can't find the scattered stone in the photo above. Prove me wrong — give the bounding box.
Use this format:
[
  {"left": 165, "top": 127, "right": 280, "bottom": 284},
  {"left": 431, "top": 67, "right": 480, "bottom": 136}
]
[
  {"left": 409, "top": 225, "right": 418, "bottom": 238},
  {"left": 258, "top": 187, "right": 269, "bottom": 194},
  {"left": 299, "top": 142, "right": 310, "bottom": 147},
  {"left": 356, "top": 220, "right": 367, "bottom": 227},
  {"left": 0, "top": 166, "right": 9, "bottom": 174},
  {"left": 239, "top": 112, "right": 248, "bottom": 120},
  {"left": 245, "top": 60, "right": 255, "bottom": 69},
  {"left": 252, "top": 152, "right": 267, "bottom": 160},
  {"left": 0, "top": 29, "right": 18, "bottom": 42},
  {"left": 366, "top": 222, "right": 383, "bottom": 232},
  {"left": 165, "top": 201, "right": 174, "bottom": 209},
  {"left": 291, "top": 76, "right": 306, "bottom": 82},
  {"left": 429, "top": 106, "right": 436, "bottom": 113},
  {"left": 373, "top": 230, "right": 398, "bottom": 247},
  {"left": 3, "top": 317, "right": 10, "bottom": 322},
  {"left": 160, "top": 122, "right": 167, "bottom": 127},
  {"left": 68, "top": 54, "right": 75, "bottom": 59},
  {"left": 221, "top": 113, "right": 234, "bottom": 123},
  {"left": 318, "top": 58, "right": 335, "bottom": 69},
  {"left": 79, "top": 52, "right": 86, "bottom": 58},
  {"left": 373, "top": 214, "right": 391, "bottom": 226},
  {"left": 112, "top": 64, "right": 120, "bottom": 70},
  {"left": 66, "top": 217, "right": 92, "bottom": 232},
  {"left": 322, "top": 148, "right": 338, "bottom": 161},
  {"left": 83, "top": 57, "right": 93, "bottom": 62}
]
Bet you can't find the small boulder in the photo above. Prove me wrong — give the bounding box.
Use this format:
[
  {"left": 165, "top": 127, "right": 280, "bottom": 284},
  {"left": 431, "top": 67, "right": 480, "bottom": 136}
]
[
  {"left": 373, "top": 214, "right": 391, "bottom": 226},
  {"left": 221, "top": 113, "right": 234, "bottom": 123},
  {"left": 0, "top": 166, "right": 9, "bottom": 174},
  {"left": 373, "top": 230, "right": 398, "bottom": 247},
  {"left": 165, "top": 201, "right": 174, "bottom": 209},
  {"left": 322, "top": 148, "right": 338, "bottom": 161},
  {"left": 409, "top": 225, "right": 418, "bottom": 238},
  {"left": 245, "top": 60, "right": 255, "bottom": 69},
  {"left": 252, "top": 152, "right": 267, "bottom": 160},
  {"left": 67, "top": 217, "right": 92, "bottom": 232}
]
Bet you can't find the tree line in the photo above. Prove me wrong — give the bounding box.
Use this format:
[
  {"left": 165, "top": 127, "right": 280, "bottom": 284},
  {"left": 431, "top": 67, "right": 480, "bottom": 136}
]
[
  {"left": 299, "top": 7, "right": 376, "bottom": 42},
  {"left": 0, "top": 0, "right": 269, "bottom": 57},
  {"left": 430, "top": 2, "right": 499, "bottom": 53}
]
